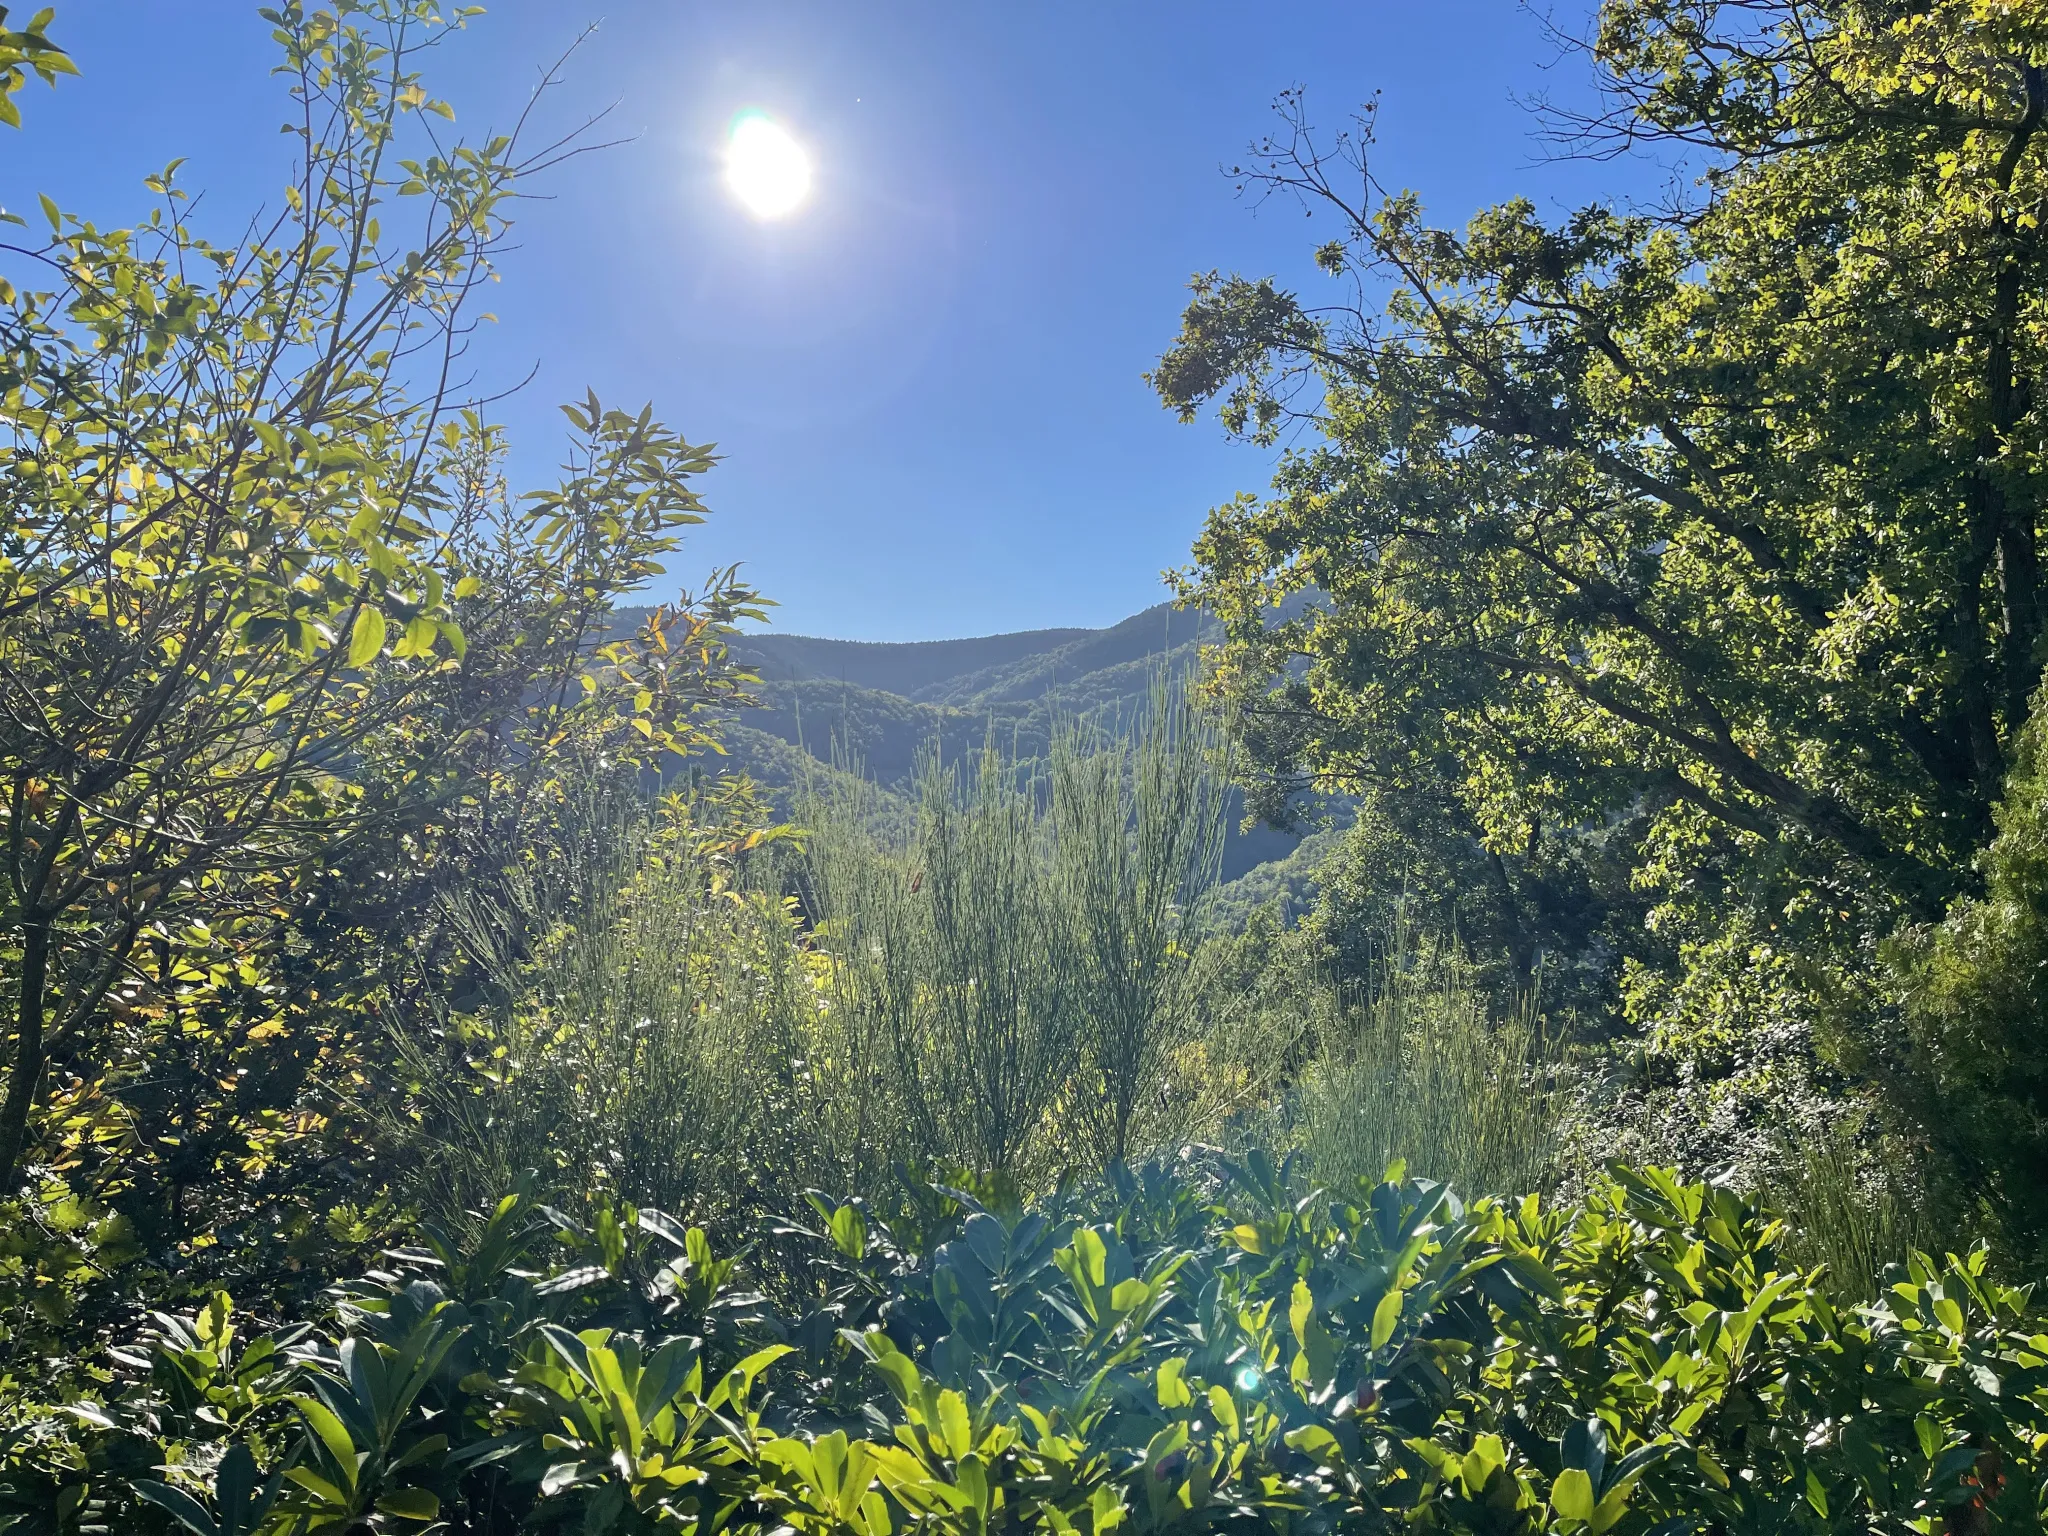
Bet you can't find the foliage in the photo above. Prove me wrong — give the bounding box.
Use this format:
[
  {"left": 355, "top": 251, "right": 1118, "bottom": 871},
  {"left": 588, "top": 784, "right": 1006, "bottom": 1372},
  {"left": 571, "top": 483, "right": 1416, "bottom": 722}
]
[
  {"left": 802, "top": 745, "right": 1085, "bottom": 1184},
  {"left": 1897, "top": 670, "right": 2048, "bottom": 1262},
  {"left": 0, "top": 0, "right": 762, "bottom": 1398},
  {"left": 1050, "top": 684, "right": 1227, "bottom": 1163},
  {"left": 4, "top": 5, "right": 2042, "bottom": 1531},
  {"left": 7, "top": 1158, "right": 2048, "bottom": 1532},
  {"left": 388, "top": 779, "right": 818, "bottom": 1230},
  {"left": 0, "top": 7, "right": 68, "bottom": 130},
  {"left": 1763, "top": 1111, "right": 1939, "bottom": 1306},
  {"left": 798, "top": 700, "right": 1238, "bottom": 1187},
  {"left": 1151, "top": 2, "right": 2048, "bottom": 1110},
  {"left": 383, "top": 694, "right": 1239, "bottom": 1243}
]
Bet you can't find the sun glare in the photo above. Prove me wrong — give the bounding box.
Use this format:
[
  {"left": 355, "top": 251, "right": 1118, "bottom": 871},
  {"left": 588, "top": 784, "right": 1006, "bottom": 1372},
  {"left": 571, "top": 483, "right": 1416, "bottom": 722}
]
[{"left": 725, "top": 112, "right": 812, "bottom": 220}]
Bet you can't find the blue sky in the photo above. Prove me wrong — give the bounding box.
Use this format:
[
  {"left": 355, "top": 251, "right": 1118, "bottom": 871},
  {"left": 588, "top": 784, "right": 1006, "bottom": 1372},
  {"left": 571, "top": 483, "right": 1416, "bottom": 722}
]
[{"left": 20, "top": 2, "right": 1652, "bottom": 640}]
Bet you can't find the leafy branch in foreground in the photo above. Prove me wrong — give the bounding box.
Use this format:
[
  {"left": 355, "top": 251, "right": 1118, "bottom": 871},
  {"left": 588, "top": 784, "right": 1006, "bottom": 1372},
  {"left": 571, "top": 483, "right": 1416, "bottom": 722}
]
[
  {"left": 0, "top": 0, "right": 762, "bottom": 1203},
  {"left": 0, "top": 6, "right": 69, "bottom": 131}
]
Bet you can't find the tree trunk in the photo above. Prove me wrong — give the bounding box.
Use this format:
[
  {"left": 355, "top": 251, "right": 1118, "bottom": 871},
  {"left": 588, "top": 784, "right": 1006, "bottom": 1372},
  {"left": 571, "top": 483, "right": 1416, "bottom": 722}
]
[{"left": 0, "top": 916, "right": 52, "bottom": 1194}]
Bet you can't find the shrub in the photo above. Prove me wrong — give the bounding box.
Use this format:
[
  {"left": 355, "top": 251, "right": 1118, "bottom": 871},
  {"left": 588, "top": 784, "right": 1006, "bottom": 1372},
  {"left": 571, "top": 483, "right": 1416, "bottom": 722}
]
[
  {"left": 390, "top": 784, "right": 823, "bottom": 1231},
  {"left": 10, "top": 1158, "right": 2044, "bottom": 1533},
  {"left": 798, "top": 693, "right": 1232, "bottom": 1188}
]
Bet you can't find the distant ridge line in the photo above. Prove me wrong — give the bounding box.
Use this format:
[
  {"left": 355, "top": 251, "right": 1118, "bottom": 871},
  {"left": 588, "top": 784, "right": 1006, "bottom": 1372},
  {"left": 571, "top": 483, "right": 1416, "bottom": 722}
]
[{"left": 727, "top": 600, "right": 1209, "bottom": 701}]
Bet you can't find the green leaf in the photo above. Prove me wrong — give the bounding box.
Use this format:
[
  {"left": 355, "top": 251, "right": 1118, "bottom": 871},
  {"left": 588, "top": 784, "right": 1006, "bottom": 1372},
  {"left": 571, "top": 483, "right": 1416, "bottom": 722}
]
[
  {"left": 292, "top": 1396, "right": 360, "bottom": 1492},
  {"left": 1155, "top": 1358, "right": 1192, "bottom": 1409},
  {"left": 282, "top": 1466, "right": 348, "bottom": 1506},
  {"left": 347, "top": 606, "right": 386, "bottom": 668},
  {"left": 375, "top": 1487, "right": 441, "bottom": 1521},
  {"left": 937, "top": 1389, "right": 972, "bottom": 1459},
  {"left": 1801, "top": 1468, "right": 1828, "bottom": 1517},
  {"left": 396, "top": 614, "right": 438, "bottom": 658},
  {"left": 1461, "top": 1433, "right": 1505, "bottom": 1495},
  {"left": 1283, "top": 1424, "right": 1340, "bottom": 1464},
  {"left": 1370, "top": 1285, "right": 1402, "bottom": 1350},
  {"left": 1091, "top": 1485, "right": 1127, "bottom": 1533},
  {"left": 636, "top": 1335, "right": 700, "bottom": 1421},
  {"left": 1206, "top": 1383, "right": 1239, "bottom": 1439},
  {"left": 132, "top": 1482, "right": 219, "bottom": 1536},
  {"left": 712, "top": 1342, "right": 793, "bottom": 1413},
  {"left": 829, "top": 1202, "right": 868, "bottom": 1260},
  {"left": 1551, "top": 1467, "right": 1595, "bottom": 1522}
]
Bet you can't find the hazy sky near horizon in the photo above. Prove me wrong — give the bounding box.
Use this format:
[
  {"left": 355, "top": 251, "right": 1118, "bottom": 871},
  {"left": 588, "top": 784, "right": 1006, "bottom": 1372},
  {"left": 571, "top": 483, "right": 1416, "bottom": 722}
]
[{"left": 21, "top": 3, "right": 1661, "bottom": 641}]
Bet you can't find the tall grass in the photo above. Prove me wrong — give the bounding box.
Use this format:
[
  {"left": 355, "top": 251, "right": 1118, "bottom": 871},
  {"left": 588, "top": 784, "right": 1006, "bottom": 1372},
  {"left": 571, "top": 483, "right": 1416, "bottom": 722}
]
[
  {"left": 1295, "top": 926, "right": 1562, "bottom": 1197},
  {"left": 1766, "top": 1113, "right": 1938, "bottom": 1302},
  {"left": 1052, "top": 684, "right": 1227, "bottom": 1161},
  {"left": 801, "top": 744, "right": 1082, "bottom": 1182}
]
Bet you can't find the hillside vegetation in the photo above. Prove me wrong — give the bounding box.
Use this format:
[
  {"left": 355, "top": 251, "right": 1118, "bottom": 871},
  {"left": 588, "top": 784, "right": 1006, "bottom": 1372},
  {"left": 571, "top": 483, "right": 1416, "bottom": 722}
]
[{"left": 711, "top": 602, "right": 1318, "bottom": 885}]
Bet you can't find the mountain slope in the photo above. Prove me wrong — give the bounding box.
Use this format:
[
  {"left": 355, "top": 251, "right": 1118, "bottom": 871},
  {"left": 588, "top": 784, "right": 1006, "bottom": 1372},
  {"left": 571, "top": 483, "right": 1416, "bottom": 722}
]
[
  {"left": 719, "top": 604, "right": 1306, "bottom": 884},
  {"left": 739, "top": 625, "right": 1095, "bottom": 696},
  {"left": 913, "top": 603, "right": 1216, "bottom": 706}
]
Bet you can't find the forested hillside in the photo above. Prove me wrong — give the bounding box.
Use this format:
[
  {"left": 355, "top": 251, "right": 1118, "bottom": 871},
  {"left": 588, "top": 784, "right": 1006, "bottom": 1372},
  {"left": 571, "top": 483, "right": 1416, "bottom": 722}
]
[{"left": 712, "top": 601, "right": 1319, "bottom": 883}]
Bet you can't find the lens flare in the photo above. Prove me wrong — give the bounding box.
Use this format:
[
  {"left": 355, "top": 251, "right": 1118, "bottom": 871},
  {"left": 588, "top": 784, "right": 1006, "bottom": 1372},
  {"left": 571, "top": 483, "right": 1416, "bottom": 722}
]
[
  {"left": 725, "top": 111, "right": 812, "bottom": 219},
  {"left": 1235, "top": 1365, "right": 1264, "bottom": 1394}
]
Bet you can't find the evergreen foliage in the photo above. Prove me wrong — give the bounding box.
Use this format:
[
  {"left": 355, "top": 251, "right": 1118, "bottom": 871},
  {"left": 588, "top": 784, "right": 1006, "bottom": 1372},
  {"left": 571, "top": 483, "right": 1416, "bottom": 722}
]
[
  {"left": 11, "top": 1160, "right": 2048, "bottom": 1534},
  {"left": 1901, "top": 674, "right": 2048, "bottom": 1262}
]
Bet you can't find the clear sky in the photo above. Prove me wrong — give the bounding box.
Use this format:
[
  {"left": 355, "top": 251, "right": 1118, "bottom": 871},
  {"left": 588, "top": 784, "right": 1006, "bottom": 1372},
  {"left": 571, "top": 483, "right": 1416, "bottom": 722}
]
[{"left": 16, "top": 2, "right": 1653, "bottom": 641}]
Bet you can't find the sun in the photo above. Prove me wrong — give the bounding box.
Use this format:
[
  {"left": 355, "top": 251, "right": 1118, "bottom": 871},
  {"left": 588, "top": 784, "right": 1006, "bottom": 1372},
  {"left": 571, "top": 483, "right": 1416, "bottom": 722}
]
[{"left": 725, "top": 111, "right": 812, "bottom": 220}]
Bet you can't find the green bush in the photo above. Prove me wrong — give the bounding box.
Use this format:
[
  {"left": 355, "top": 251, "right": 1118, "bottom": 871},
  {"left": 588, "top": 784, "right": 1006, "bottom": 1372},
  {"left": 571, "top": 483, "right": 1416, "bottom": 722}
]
[
  {"left": 387, "top": 782, "right": 824, "bottom": 1231},
  {"left": 797, "top": 689, "right": 1236, "bottom": 1188},
  {"left": 10, "top": 1158, "right": 2044, "bottom": 1533},
  {"left": 1896, "top": 674, "right": 2048, "bottom": 1265}
]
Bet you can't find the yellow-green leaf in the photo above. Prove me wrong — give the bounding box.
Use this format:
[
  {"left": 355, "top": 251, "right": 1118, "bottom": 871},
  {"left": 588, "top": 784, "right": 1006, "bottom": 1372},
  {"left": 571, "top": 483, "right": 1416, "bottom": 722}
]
[
  {"left": 292, "top": 1396, "right": 360, "bottom": 1492},
  {"left": 397, "top": 614, "right": 437, "bottom": 658},
  {"left": 1155, "top": 1358, "right": 1192, "bottom": 1409},
  {"left": 937, "top": 1388, "right": 972, "bottom": 1459},
  {"left": 376, "top": 1486, "right": 441, "bottom": 1521},
  {"left": 347, "top": 606, "right": 386, "bottom": 668},
  {"left": 1371, "top": 1286, "right": 1402, "bottom": 1350},
  {"left": 1552, "top": 1467, "right": 1595, "bottom": 1522},
  {"left": 1207, "top": 1383, "right": 1239, "bottom": 1438},
  {"left": 283, "top": 1466, "right": 347, "bottom": 1506}
]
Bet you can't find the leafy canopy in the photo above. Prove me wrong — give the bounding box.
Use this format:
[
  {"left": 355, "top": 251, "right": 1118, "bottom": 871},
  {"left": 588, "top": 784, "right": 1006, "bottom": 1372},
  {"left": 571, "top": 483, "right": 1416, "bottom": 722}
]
[{"left": 1154, "top": 1, "right": 2048, "bottom": 1054}]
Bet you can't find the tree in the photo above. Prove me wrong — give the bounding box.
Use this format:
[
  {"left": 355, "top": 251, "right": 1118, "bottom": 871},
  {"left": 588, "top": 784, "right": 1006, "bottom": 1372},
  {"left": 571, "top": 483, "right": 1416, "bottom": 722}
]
[
  {"left": 1153, "top": 1, "right": 2048, "bottom": 1064},
  {"left": 0, "top": 7, "right": 68, "bottom": 130},
  {"left": 0, "top": 0, "right": 759, "bottom": 1198},
  {"left": 1899, "top": 668, "right": 2048, "bottom": 1259}
]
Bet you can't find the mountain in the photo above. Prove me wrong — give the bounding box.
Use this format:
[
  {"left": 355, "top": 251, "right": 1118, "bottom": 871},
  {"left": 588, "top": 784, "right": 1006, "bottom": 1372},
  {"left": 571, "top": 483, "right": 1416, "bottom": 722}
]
[
  {"left": 715, "top": 601, "right": 1319, "bottom": 885},
  {"left": 735, "top": 625, "right": 1094, "bottom": 698}
]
